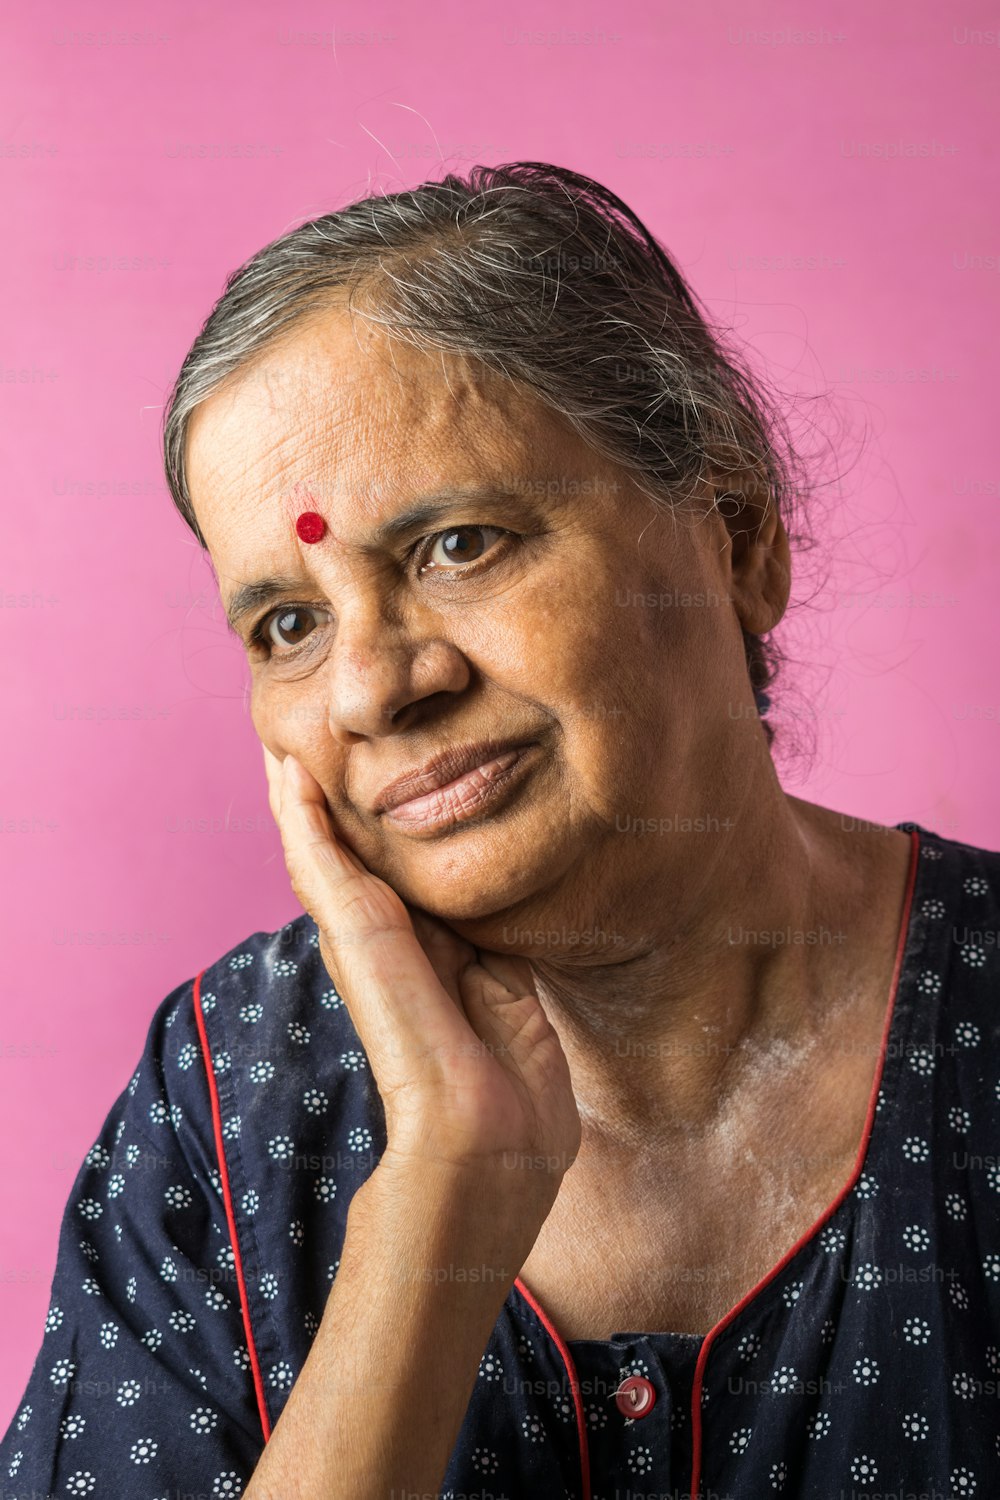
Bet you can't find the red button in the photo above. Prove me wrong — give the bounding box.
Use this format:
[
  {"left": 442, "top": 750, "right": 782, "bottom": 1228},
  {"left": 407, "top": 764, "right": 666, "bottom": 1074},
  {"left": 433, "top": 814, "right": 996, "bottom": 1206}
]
[{"left": 615, "top": 1374, "right": 657, "bottom": 1418}]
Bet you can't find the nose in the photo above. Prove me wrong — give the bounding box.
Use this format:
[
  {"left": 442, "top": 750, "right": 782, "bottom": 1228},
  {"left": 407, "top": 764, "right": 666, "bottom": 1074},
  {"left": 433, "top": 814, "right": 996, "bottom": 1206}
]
[{"left": 323, "top": 604, "right": 471, "bottom": 744}]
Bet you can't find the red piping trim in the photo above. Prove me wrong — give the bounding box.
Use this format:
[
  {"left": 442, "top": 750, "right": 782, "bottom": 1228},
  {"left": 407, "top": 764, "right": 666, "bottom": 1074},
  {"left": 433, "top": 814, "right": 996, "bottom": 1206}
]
[
  {"left": 686, "top": 826, "right": 921, "bottom": 1500},
  {"left": 514, "top": 1275, "right": 591, "bottom": 1500},
  {"left": 509, "top": 830, "right": 921, "bottom": 1500},
  {"left": 192, "top": 968, "right": 273, "bottom": 1443}
]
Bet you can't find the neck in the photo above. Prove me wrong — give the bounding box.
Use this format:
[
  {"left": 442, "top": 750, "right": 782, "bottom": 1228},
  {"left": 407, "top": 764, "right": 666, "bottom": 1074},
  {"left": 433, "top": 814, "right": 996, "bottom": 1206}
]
[{"left": 519, "top": 784, "right": 912, "bottom": 1149}]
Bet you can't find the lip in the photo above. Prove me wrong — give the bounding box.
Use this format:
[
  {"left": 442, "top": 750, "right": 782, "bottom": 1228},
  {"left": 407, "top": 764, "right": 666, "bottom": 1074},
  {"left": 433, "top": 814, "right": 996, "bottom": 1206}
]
[
  {"left": 373, "top": 739, "right": 536, "bottom": 815},
  {"left": 380, "top": 744, "right": 538, "bottom": 834}
]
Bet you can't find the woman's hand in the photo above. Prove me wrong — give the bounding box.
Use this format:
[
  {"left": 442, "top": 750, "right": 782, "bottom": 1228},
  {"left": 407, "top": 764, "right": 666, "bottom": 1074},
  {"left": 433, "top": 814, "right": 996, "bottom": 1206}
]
[{"left": 262, "top": 746, "right": 581, "bottom": 1205}]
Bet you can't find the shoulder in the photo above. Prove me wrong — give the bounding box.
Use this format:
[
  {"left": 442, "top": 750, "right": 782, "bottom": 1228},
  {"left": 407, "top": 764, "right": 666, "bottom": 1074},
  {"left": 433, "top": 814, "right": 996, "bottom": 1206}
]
[
  {"left": 906, "top": 820, "right": 1000, "bottom": 876},
  {"left": 899, "top": 821, "right": 1000, "bottom": 1070},
  {"left": 161, "top": 917, "right": 386, "bottom": 1390},
  {"left": 193, "top": 911, "right": 342, "bottom": 1031},
  {"left": 189, "top": 911, "right": 368, "bottom": 1078},
  {"left": 904, "top": 822, "right": 1000, "bottom": 941},
  {"left": 156, "top": 914, "right": 382, "bottom": 1208},
  {"left": 125, "top": 913, "right": 372, "bottom": 1208}
]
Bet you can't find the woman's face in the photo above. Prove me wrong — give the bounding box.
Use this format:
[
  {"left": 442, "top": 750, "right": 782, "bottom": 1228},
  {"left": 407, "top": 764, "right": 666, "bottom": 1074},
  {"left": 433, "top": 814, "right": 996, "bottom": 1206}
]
[{"left": 186, "top": 303, "right": 786, "bottom": 947}]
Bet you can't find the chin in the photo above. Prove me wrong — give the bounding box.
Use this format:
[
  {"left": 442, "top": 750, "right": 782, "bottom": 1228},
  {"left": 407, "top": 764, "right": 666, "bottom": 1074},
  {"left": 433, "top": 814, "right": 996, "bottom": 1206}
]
[
  {"left": 381, "top": 832, "right": 569, "bottom": 933},
  {"left": 396, "top": 868, "right": 540, "bottom": 929}
]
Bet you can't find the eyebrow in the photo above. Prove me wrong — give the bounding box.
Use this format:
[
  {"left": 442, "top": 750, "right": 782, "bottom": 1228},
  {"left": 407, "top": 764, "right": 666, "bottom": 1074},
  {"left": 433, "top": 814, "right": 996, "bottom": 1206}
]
[{"left": 221, "top": 486, "right": 527, "bottom": 636}]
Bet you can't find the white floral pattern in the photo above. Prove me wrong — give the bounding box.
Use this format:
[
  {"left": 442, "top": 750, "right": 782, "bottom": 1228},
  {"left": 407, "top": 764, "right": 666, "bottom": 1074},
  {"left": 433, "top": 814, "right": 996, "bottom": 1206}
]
[{"left": 2, "top": 826, "right": 998, "bottom": 1498}]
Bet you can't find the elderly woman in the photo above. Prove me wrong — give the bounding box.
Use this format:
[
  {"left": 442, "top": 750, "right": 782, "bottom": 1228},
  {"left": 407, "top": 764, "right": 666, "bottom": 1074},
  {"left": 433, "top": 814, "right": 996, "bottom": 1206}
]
[{"left": 2, "top": 162, "right": 998, "bottom": 1500}]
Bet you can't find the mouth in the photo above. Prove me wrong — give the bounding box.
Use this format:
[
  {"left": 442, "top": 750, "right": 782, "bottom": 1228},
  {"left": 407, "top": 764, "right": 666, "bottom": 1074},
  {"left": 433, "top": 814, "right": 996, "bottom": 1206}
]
[{"left": 377, "top": 742, "right": 539, "bottom": 836}]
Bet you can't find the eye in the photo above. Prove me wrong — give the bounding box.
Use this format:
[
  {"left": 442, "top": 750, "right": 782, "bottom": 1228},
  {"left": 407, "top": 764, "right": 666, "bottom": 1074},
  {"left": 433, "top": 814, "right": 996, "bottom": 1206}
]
[
  {"left": 251, "top": 605, "right": 330, "bottom": 655},
  {"left": 420, "top": 525, "right": 508, "bottom": 571},
  {"left": 248, "top": 524, "right": 511, "bottom": 657}
]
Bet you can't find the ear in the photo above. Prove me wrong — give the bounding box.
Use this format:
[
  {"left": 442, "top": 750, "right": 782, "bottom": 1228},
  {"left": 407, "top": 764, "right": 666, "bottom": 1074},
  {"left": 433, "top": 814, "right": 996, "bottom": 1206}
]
[{"left": 710, "top": 473, "right": 791, "bottom": 635}]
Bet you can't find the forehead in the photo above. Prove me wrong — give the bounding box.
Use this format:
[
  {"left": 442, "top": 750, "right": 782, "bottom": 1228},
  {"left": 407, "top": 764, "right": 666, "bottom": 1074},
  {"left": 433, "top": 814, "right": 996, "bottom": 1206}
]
[{"left": 185, "top": 303, "right": 574, "bottom": 565}]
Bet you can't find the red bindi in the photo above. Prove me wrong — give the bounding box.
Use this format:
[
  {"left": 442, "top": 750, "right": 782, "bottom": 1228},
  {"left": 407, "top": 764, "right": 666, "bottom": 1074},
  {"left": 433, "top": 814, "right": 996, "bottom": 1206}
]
[{"left": 295, "top": 510, "right": 327, "bottom": 544}]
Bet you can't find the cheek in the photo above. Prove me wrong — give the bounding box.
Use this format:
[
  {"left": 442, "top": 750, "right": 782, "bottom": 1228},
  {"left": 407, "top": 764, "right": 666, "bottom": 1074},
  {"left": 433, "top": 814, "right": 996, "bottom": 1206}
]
[
  {"left": 518, "top": 562, "right": 730, "bottom": 780},
  {"left": 249, "top": 681, "right": 322, "bottom": 763},
  {"left": 248, "top": 686, "right": 273, "bottom": 750},
  {"left": 475, "top": 575, "right": 662, "bottom": 769},
  {"left": 474, "top": 582, "right": 614, "bottom": 706}
]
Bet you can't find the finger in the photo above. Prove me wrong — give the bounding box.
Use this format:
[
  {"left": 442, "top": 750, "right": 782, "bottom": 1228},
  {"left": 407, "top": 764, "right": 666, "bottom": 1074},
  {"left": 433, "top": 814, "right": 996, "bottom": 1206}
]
[
  {"left": 475, "top": 948, "right": 539, "bottom": 1002},
  {"left": 262, "top": 744, "right": 283, "bottom": 824},
  {"left": 457, "top": 965, "right": 557, "bottom": 1080},
  {"left": 275, "top": 755, "right": 476, "bottom": 1059},
  {"left": 407, "top": 906, "right": 478, "bottom": 1011},
  {"left": 277, "top": 755, "right": 368, "bottom": 873}
]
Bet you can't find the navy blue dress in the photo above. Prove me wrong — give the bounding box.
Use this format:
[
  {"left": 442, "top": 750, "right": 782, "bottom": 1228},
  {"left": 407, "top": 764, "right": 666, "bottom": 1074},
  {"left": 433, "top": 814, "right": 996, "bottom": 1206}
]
[{"left": 2, "top": 822, "right": 999, "bottom": 1499}]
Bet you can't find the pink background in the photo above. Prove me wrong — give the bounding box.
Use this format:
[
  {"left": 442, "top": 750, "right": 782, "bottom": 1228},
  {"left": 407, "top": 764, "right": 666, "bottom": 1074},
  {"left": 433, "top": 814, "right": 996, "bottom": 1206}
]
[{"left": 2, "top": 0, "right": 998, "bottom": 1426}]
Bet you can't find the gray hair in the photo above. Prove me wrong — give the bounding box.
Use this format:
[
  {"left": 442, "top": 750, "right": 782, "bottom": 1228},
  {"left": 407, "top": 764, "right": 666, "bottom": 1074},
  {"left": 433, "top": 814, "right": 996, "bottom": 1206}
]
[{"left": 162, "top": 161, "right": 819, "bottom": 747}]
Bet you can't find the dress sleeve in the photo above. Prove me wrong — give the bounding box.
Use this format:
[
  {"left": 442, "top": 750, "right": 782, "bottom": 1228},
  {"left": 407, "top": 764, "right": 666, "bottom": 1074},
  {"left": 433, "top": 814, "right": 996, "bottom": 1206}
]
[{"left": 0, "top": 975, "right": 266, "bottom": 1500}]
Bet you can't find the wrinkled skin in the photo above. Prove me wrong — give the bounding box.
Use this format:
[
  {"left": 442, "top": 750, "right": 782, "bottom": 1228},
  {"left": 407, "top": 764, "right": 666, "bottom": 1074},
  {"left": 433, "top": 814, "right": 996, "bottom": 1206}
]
[{"left": 186, "top": 303, "right": 914, "bottom": 1334}]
